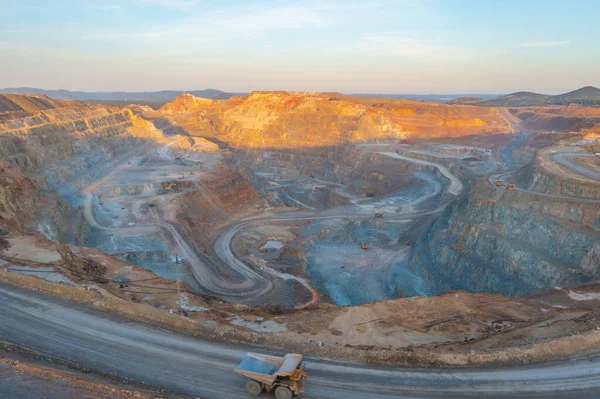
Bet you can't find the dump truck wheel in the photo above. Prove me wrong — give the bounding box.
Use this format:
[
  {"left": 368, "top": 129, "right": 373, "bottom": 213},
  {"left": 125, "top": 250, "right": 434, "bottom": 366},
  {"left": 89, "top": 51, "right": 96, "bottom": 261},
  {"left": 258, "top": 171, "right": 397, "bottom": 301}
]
[
  {"left": 274, "top": 386, "right": 293, "bottom": 399},
  {"left": 245, "top": 380, "right": 262, "bottom": 396}
]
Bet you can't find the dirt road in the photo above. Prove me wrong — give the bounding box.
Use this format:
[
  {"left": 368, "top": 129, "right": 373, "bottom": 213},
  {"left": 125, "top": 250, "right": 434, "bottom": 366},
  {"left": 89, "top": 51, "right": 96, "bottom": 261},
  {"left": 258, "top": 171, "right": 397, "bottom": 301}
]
[
  {"left": 2, "top": 284, "right": 600, "bottom": 399},
  {"left": 553, "top": 153, "right": 600, "bottom": 181},
  {"left": 488, "top": 135, "right": 600, "bottom": 203},
  {"left": 377, "top": 151, "right": 464, "bottom": 196}
]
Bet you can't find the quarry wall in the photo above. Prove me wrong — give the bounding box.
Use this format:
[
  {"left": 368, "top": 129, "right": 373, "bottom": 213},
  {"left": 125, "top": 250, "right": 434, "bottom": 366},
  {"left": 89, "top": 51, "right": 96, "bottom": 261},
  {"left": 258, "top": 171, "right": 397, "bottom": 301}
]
[{"left": 410, "top": 181, "right": 600, "bottom": 296}]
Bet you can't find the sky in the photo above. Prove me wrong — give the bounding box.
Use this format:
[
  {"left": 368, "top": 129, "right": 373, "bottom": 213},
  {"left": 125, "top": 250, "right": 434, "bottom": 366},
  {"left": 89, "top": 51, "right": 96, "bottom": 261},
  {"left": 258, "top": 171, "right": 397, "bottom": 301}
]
[{"left": 0, "top": 0, "right": 599, "bottom": 94}]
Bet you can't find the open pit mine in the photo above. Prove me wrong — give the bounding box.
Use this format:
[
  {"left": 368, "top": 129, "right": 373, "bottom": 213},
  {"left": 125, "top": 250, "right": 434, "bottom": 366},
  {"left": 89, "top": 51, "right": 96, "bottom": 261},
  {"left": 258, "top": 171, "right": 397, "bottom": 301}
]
[{"left": 2, "top": 91, "right": 600, "bottom": 377}]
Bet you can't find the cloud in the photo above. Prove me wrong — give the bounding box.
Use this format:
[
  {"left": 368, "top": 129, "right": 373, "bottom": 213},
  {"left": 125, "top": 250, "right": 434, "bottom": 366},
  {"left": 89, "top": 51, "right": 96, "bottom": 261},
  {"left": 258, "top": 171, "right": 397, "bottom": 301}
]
[
  {"left": 519, "top": 40, "right": 571, "bottom": 48},
  {"left": 82, "top": 3, "right": 333, "bottom": 41},
  {"left": 350, "top": 34, "right": 472, "bottom": 60}
]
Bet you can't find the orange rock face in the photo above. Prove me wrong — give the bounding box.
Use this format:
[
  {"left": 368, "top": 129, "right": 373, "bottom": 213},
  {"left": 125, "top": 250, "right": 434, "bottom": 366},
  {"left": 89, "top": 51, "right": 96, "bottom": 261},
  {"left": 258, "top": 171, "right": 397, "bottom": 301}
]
[
  {"left": 157, "top": 92, "right": 510, "bottom": 148},
  {"left": 158, "top": 93, "right": 220, "bottom": 114}
]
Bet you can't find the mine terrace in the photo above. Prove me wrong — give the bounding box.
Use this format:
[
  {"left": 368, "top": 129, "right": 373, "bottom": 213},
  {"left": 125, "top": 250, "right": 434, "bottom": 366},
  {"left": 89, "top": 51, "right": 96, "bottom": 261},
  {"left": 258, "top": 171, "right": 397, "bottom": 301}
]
[{"left": 1, "top": 89, "right": 600, "bottom": 393}]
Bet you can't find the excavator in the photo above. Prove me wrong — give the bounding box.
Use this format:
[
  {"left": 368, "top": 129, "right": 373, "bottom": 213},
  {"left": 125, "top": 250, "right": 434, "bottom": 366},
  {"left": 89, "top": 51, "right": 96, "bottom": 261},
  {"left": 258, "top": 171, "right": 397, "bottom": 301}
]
[
  {"left": 163, "top": 183, "right": 176, "bottom": 191},
  {"left": 361, "top": 242, "right": 369, "bottom": 250}
]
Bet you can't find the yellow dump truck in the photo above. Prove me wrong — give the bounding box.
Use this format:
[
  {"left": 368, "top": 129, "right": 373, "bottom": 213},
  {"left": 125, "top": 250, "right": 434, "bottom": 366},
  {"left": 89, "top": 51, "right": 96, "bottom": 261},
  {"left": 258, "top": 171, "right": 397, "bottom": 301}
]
[
  {"left": 507, "top": 184, "right": 516, "bottom": 191},
  {"left": 495, "top": 179, "right": 504, "bottom": 186},
  {"left": 361, "top": 242, "right": 369, "bottom": 250},
  {"left": 235, "top": 353, "right": 307, "bottom": 398}
]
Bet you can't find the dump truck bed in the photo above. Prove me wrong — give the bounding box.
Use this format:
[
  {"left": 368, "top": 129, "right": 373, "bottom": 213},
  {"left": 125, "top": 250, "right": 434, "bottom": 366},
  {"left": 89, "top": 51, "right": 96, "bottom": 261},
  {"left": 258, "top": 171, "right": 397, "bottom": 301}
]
[
  {"left": 236, "top": 355, "right": 279, "bottom": 376},
  {"left": 234, "top": 353, "right": 303, "bottom": 385}
]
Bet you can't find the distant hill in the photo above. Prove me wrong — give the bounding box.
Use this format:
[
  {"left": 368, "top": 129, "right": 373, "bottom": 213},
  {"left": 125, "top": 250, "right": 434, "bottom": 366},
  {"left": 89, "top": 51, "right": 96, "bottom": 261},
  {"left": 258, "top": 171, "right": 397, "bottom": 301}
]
[
  {"left": 5, "top": 86, "right": 598, "bottom": 108},
  {"left": 479, "top": 91, "right": 550, "bottom": 107},
  {"left": 351, "top": 93, "right": 501, "bottom": 103},
  {"left": 478, "top": 86, "right": 600, "bottom": 107},
  {"left": 448, "top": 96, "right": 484, "bottom": 105},
  {"left": 0, "top": 87, "right": 239, "bottom": 108},
  {"left": 551, "top": 86, "right": 600, "bottom": 105}
]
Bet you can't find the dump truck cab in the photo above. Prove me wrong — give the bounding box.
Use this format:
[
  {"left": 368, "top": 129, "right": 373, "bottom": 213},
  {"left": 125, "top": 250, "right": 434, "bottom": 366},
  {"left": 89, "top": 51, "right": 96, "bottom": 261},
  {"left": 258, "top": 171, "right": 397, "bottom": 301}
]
[{"left": 235, "top": 353, "right": 307, "bottom": 398}]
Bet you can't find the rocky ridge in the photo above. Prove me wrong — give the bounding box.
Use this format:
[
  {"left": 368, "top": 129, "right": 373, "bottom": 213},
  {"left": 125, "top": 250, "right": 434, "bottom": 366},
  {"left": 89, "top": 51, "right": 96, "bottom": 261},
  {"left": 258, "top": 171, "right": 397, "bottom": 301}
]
[{"left": 155, "top": 91, "right": 510, "bottom": 148}]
